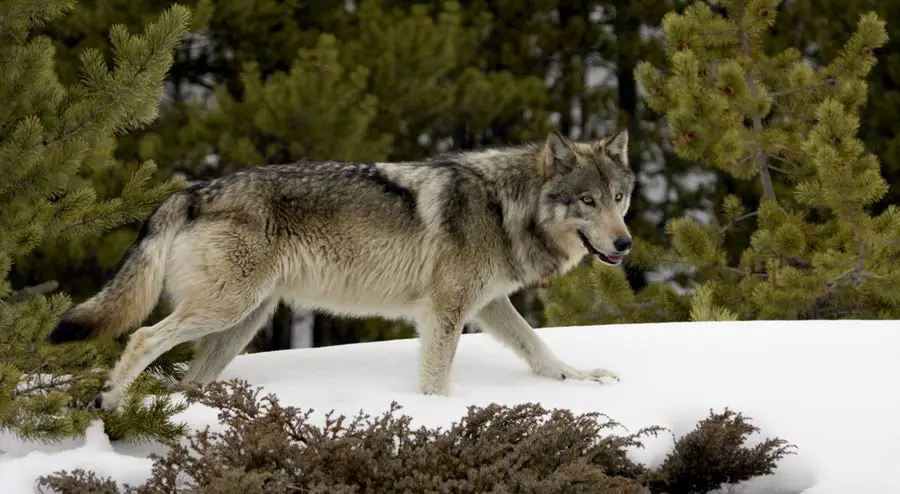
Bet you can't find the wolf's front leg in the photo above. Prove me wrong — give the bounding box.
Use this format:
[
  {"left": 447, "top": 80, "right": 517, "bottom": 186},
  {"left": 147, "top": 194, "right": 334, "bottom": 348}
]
[
  {"left": 472, "top": 296, "right": 618, "bottom": 383},
  {"left": 416, "top": 296, "right": 470, "bottom": 395}
]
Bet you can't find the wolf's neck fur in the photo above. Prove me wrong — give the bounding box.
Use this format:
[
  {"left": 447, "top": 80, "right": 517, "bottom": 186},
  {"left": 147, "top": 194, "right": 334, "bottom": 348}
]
[
  {"left": 438, "top": 143, "right": 574, "bottom": 283},
  {"left": 439, "top": 143, "right": 546, "bottom": 183}
]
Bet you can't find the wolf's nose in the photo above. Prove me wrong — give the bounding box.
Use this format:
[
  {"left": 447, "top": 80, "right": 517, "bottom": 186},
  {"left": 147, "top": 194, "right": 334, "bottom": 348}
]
[{"left": 613, "top": 236, "right": 633, "bottom": 253}]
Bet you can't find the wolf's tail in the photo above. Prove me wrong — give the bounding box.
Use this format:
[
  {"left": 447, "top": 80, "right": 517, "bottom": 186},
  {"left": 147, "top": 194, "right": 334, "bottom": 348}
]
[{"left": 47, "top": 188, "right": 197, "bottom": 343}]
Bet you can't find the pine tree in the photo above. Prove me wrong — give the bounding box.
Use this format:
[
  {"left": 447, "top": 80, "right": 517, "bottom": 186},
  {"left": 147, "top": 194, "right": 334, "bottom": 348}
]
[
  {"left": 768, "top": 1, "right": 900, "bottom": 210},
  {"left": 0, "top": 1, "right": 192, "bottom": 442},
  {"left": 542, "top": 1, "right": 894, "bottom": 324},
  {"left": 9, "top": 0, "right": 213, "bottom": 308}
]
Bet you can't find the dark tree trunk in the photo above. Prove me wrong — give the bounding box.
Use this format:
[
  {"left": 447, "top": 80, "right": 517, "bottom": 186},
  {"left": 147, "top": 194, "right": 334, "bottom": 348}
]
[
  {"left": 614, "top": 1, "right": 648, "bottom": 293},
  {"left": 313, "top": 313, "right": 364, "bottom": 347},
  {"left": 557, "top": 1, "right": 578, "bottom": 137},
  {"left": 252, "top": 301, "right": 294, "bottom": 351},
  {"left": 270, "top": 302, "right": 294, "bottom": 350}
]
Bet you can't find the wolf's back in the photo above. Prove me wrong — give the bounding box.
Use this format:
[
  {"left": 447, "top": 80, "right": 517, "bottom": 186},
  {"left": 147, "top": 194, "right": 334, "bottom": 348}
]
[{"left": 47, "top": 189, "right": 194, "bottom": 343}]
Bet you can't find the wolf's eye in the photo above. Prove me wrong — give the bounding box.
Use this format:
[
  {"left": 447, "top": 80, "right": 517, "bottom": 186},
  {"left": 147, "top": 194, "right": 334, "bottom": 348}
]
[
  {"left": 580, "top": 196, "right": 596, "bottom": 207},
  {"left": 614, "top": 193, "right": 624, "bottom": 202}
]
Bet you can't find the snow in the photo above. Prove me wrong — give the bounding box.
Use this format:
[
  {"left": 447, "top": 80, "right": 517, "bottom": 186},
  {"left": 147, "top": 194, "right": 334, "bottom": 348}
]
[{"left": 2, "top": 320, "right": 899, "bottom": 493}]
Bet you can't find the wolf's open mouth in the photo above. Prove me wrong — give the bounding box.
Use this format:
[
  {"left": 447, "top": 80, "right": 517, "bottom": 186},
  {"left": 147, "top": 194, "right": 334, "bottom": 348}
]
[{"left": 578, "top": 231, "right": 623, "bottom": 266}]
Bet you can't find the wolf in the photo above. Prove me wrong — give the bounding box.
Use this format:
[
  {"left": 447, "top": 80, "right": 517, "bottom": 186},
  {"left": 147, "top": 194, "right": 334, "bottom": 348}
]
[{"left": 47, "top": 129, "right": 635, "bottom": 411}]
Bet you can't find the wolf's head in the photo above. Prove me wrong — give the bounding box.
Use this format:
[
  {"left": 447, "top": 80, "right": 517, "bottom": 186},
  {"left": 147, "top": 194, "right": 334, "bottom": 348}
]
[{"left": 537, "top": 129, "right": 636, "bottom": 266}]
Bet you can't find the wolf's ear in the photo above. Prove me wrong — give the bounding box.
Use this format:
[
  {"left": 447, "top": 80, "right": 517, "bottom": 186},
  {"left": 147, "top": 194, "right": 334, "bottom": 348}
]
[
  {"left": 599, "top": 128, "right": 629, "bottom": 168},
  {"left": 543, "top": 131, "right": 577, "bottom": 176}
]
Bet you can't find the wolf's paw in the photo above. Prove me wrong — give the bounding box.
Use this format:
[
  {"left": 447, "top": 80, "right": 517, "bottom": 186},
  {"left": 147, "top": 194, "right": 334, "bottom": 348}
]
[
  {"left": 573, "top": 367, "right": 619, "bottom": 383},
  {"left": 417, "top": 376, "right": 451, "bottom": 396},
  {"left": 88, "top": 385, "right": 123, "bottom": 412},
  {"left": 536, "top": 361, "right": 619, "bottom": 384}
]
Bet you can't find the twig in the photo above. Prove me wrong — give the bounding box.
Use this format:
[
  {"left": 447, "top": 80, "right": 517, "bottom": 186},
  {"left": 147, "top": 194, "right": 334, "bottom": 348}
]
[
  {"left": 3, "top": 281, "right": 59, "bottom": 304},
  {"left": 826, "top": 266, "right": 883, "bottom": 288},
  {"left": 856, "top": 238, "right": 865, "bottom": 278},
  {"left": 767, "top": 153, "right": 799, "bottom": 169},
  {"left": 15, "top": 374, "right": 78, "bottom": 397},
  {"left": 733, "top": 211, "right": 758, "bottom": 223},
  {"left": 729, "top": 154, "right": 754, "bottom": 169},
  {"left": 720, "top": 265, "right": 769, "bottom": 279},
  {"left": 769, "top": 78, "right": 837, "bottom": 98},
  {"left": 786, "top": 258, "right": 813, "bottom": 270},
  {"left": 719, "top": 211, "right": 758, "bottom": 234},
  {"left": 772, "top": 144, "right": 802, "bottom": 154},
  {"left": 699, "top": 28, "right": 740, "bottom": 37},
  {"left": 721, "top": 266, "right": 746, "bottom": 276},
  {"left": 827, "top": 268, "right": 856, "bottom": 287}
]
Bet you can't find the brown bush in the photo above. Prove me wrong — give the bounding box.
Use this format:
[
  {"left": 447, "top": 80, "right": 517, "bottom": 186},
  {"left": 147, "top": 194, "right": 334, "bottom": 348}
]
[
  {"left": 647, "top": 408, "right": 797, "bottom": 493},
  {"left": 38, "top": 379, "right": 795, "bottom": 494}
]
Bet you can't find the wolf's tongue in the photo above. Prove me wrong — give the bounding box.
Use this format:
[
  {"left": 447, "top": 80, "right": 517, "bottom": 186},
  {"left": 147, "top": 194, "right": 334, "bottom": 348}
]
[{"left": 607, "top": 255, "right": 622, "bottom": 262}]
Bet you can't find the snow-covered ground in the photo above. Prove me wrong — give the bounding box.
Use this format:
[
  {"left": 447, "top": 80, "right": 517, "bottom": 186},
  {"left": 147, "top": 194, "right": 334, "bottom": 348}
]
[{"left": 2, "top": 320, "right": 898, "bottom": 493}]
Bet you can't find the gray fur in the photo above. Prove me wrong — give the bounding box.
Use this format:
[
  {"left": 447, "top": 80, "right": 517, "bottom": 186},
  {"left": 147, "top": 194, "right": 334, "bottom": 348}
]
[{"left": 48, "top": 130, "right": 636, "bottom": 411}]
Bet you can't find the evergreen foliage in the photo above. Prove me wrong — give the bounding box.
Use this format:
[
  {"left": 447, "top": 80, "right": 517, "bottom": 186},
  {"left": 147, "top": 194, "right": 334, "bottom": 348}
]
[
  {"left": 9, "top": 0, "right": 212, "bottom": 307},
  {"left": 37, "top": 379, "right": 796, "bottom": 494},
  {"left": 0, "top": 1, "right": 192, "bottom": 442},
  {"left": 126, "top": 0, "right": 549, "bottom": 175},
  {"left": 769, "top": 1, "right": 900, "bottom": 211},
  {"left": 543, "top": 1, "right": 894, "bottom": 324}
]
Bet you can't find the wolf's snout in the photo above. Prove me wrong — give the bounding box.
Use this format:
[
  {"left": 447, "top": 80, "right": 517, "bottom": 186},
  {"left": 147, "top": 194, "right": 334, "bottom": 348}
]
[{"left": 613, "top": 236, "right": 633, "bottom": 253}]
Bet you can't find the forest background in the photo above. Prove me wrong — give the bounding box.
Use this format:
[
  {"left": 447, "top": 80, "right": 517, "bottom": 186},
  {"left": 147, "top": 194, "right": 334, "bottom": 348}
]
[
  {"left": 12, "top": 0, "right": 894, "bottom": 349},
  {"left": 2, "top": 0, "right": 894, "bottom": 441}
]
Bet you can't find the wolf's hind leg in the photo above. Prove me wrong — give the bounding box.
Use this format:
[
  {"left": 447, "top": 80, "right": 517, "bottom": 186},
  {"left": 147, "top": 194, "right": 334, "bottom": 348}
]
[
  {"left": 472, "top": 296, "right": 617, "bottom": 383},
  {"left": 95, "top": 289, "right": 275, "bottom": 412},
  {"left": 178, "top": 297, "right": 280, "bottom": 388}
]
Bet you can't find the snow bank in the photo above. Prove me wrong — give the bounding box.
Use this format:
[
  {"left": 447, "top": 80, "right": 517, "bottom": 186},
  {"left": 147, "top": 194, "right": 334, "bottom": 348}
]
[{"left": 2, "top": 320, "right": 898, "bottom": 493}]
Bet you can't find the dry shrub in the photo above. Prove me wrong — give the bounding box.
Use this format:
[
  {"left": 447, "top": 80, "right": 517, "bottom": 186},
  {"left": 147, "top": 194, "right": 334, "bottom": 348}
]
[
  {"left": 647, "top": 408, "right": 797, "bottom": 493},
  {"left": 38, "top": 379, "right": 795, "bottom": 494}
]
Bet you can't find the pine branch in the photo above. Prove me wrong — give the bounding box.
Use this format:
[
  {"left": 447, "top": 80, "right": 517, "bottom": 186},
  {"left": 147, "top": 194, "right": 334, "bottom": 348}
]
[
  {"left": 720, "top": 265, "right": 768, "bottom": 280},
  {"left": 51, "top": 214, "right": 114, "bottom": 240},
  {"left": 772, "top": 144, "right": 801, "bottom": 154},
  {"left": 786, "top": 258, "right": 813, "bottom": 270},
  {"left": 766, "top": 152, "right": 798, "bottom": 169},
  {"left": 42, "top": 50, "right": 148, "bottom": 150},
  {"left": 15, "top": 374, "right": 79, "bottom": 398},
  {"left": 589, "top": 300, "right": 671, "bottom": 320},
  {"left": 699, "top": 28, "right": 740, "bottom": 37},
  {"left": 0, "top": 3, "right": 192, "bottom": 443},
  {"left": 826, "top": 261, "right": 883, "bottom": 289},
  {"left": 729, "top": 153, "right": 753, "bottom": 170},
  {"left": 828, "top": 268, "right": 856, "bottom": 286},
  {"left": 768, "top": 78, "right": 837, "bottom": 98},
  {"left": 719, "top": 211, "right": 757, "bottom": 235}
]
